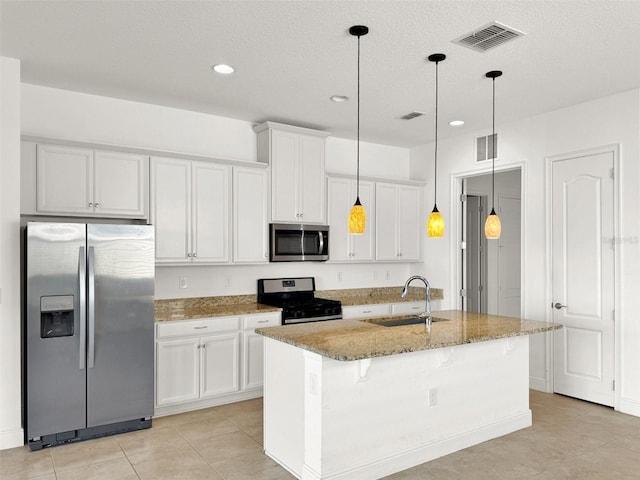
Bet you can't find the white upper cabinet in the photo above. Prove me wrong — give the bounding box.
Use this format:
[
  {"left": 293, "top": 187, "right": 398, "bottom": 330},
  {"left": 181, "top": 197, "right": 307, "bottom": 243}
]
[
  {"left": 233, "top": 166, "right": 269, "bottom": 263},
  {"left": 375, "top": 182, "right": 422, "bottom": 262},
  {"left": 35, "top": 144, "right": 148, "bottom": 218},
  {"left": 327, "top": 176, "right": 375, "bottom": 262},
  {"left": 151, "top": 157, "right": 230, "bottom": 264},
  {"left": 254, "top": 122, "right": 328, "bottom": 224}
]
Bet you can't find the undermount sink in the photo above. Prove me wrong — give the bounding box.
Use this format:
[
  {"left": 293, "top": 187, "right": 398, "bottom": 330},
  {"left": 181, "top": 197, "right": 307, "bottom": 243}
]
[{"left": 371, "top": 316, "right": 449, "bottom": 327}]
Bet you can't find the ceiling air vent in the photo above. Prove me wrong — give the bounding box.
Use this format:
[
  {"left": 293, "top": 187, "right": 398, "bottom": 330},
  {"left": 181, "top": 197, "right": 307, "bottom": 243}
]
[
  {"left": 453, "top": 21, "right": 525, "bottom": 53},
  {"left": 398, "top": 111, "right": 425, "bottom": 120}
]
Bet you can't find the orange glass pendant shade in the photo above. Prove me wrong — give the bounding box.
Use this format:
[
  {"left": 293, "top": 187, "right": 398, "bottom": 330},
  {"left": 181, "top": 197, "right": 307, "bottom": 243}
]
[
  {"left": 348, "top": 198, "right": 366, "bottom": 234},
  {"left": 484, "top": 208, "right": 501, "bottom": 239},
  {"left": 427, "top": 205, "right": 444, "bottom": 237}
]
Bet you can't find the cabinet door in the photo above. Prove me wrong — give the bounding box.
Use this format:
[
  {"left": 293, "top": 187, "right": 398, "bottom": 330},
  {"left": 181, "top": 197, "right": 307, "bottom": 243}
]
[
  {"left": 233, "top": 167, "right": 268, "bottom": 263},
  {"left": 200, "top": 334, "right": 240, "bottom": 398},
  {"left": 327, "top": 177, "right": 352, "bottom": 262},
  {"left": 36, "top": 144, "right": 93, "bottom": 214},
  {"left": 397, "top": 185, "right": 421, "bottom": 261},
  {"left": 151, "top": 157, "right": 191, "bottom": 263},
  {"left": 155, "top": 338, "right": 200, "bottom": 406},
  {"left": 242, "top": 331, "right": 265, "bottom": 390},
  {"left": 94, "top": 150, "right": 148, "bottom": 218},
  {"left": 192, "top": 162, "right": 230, "bottom": 263},
  {"left": 298, "top": 134, "right": 325, "bottom": 223},
  {"left": 270, "top": 130, "right": 299, "bottom": 222},
  {"left": 375, "top": 183, "right": 399, "bottom": 261}
]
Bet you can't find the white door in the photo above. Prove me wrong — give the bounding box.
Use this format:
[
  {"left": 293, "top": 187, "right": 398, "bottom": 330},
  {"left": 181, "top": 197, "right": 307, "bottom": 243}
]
[
  {"left": 192, "top": 162, "right": 230, "bottom": 263},
  {"left": 94, "top": 150, "right": 148, "bottom": 218},
  {"left": 200, "top": 334, "right": 240, "bottom": 398},
  {"left": 151, "top": 157, "right": 191, "bottom": 263},
  {"left": 498, "top": 195, "right": 521, "bottom": 317},
  {"left": 36, "top": 144, "right": 93, "bottom": 214},
  {"left": 155, "top": 338, "right": 200, "bottom": 406},
  {"left": 233, "top": 167, "right": 268, "bottom": 263},
  {"left": 465, "top": 195, "right": 487, "bottom": 313},
  {"left": 270, "top": 130, "right": 299, "bottom": 222},
  {"left": 298, "top": 134, "right": 325, "bottom": 223},
  {"left": 552, "top": 151, "right": 615, "bottom": 406}
]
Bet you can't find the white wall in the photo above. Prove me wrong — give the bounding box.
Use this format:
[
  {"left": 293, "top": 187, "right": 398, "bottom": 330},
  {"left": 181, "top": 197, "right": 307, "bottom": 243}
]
[
  {"left": 0, "top": 57, "right": 24, "bottom": 449},
  {"left": 20, "top": 84, "right": 417, "bottom": 299},
  {"left": 410, "top": 89, "right": 640, "bottom": 415}
]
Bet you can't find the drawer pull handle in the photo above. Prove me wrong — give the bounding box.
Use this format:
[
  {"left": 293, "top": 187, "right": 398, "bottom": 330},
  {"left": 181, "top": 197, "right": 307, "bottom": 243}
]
[
  {"left": 257, "top": 320, "right": 269, "bottom": 323},
  {"left": 193, "top": 326, "right": 208, "bottom": 330},
  {"left": 363, "top": 310, "right": 372, "bottom": 313}
]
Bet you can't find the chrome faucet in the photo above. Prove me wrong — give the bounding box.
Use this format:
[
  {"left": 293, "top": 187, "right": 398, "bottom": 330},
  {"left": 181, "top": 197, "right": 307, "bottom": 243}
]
[{"left": 401, "top": 275, "right": 431, "bottom": 329}]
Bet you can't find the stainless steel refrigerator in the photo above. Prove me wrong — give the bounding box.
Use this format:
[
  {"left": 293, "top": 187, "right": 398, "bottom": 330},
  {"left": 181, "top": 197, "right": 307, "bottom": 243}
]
[{"left": 25, "top": 222, "right": 155, "bottom": 450}]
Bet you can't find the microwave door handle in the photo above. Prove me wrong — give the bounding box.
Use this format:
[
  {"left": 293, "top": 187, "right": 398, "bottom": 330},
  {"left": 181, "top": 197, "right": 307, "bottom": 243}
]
[{"left": 318, "top": 231, "right": 324, "bottom": 255}]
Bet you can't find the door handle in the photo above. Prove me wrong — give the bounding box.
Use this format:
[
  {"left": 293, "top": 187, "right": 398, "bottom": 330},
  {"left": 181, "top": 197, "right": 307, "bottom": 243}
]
[
  {"left": 87, "top": 246, "right": 96, "bottom": 369},
  {"left": 553, "top": 302, "right": 567, "bottom": 310},
  {"left": 78, "top": 246, "right": 86, "bottom": 370}
]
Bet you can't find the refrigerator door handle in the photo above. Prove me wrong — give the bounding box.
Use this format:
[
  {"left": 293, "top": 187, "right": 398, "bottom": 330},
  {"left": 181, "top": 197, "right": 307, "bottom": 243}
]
[
  {"left": 87, "top": 246, "right": 96, "bottom": 369},
  {"left": 78, "top": 246, "right": 86, "bottom": 370}
]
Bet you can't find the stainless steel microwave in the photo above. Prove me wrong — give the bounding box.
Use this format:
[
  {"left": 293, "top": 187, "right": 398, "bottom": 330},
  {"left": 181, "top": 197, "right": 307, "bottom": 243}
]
[{"left": 269, "top": 223, "right": 329, "bottom": 262}]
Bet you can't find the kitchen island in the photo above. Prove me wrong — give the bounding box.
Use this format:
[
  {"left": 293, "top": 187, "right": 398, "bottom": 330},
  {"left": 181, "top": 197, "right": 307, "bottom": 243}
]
[{"left": 256, "top": 310, "right": 560, "bottom": 480}]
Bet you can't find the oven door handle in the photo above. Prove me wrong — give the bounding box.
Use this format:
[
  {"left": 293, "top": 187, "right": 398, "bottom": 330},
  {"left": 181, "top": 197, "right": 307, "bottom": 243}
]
[{"left": 318, "top": 231, "right": 324, "bottom": 255}]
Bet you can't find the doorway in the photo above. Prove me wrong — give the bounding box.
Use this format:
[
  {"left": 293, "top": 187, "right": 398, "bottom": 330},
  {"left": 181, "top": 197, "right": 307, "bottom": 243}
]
[
  {"left": 459, "top": 169, "right": 522, "bottom": 316},
  {"left": 549, "top": 147, "right": 616, "bottom": 407}
]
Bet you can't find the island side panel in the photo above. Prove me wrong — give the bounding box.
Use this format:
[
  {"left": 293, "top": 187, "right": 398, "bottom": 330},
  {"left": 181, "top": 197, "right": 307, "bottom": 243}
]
[
  {"left": 314, "top": 337, "right": 531, "bottom": 479},
  {"left": 263, "top": 335, "right": 532, "bottom": 480},
  {"left": 263, "top": 337, "right": 306, "bottom": 478}
]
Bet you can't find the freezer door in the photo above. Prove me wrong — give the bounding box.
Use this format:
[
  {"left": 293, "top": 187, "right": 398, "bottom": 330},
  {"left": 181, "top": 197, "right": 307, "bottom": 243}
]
[
  {"left": 26, "top": 222, "right": 87, "bottom": 439},
  {"left": 86, "top": 224, "right": 155, "bottom": 426}
]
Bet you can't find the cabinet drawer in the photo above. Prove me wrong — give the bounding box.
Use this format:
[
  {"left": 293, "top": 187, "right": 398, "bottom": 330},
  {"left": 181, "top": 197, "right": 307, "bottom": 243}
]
[
  {"left": 156, "top": 316, "right": 240, "bottom": 339},
  {"left": 243, "top": 312, "right": 281, "bottom": 330},
  {"left": 390, "top": 302, "right": 425, "bottom": 316},
  {"left": 342, "top": 303, "right": 390, "bottom": 320}
]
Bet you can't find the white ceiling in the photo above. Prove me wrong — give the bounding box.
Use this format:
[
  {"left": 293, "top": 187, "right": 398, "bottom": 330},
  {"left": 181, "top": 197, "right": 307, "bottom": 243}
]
[{"left": 2, "top": 0, "right": 640, "bottom": 148}]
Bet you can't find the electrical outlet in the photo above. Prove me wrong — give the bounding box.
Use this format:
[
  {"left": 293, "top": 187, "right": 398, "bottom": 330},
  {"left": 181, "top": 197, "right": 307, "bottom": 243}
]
[
  {"left": 373, "top": 271, "right": 378, "bottom": 280},
  {"left": 385, "top": 271, "right": 391, "bottom": 280},
  {"left": 429, "top": 388, "right": 438, "bottom": 407},
  {"left": 337, "top": 272, "right": 343, "bottom": 282},
  {"left": 179, "top": 276, "right": 188, "bottom": 289},
  {"left": 224, "top": 275, "right": 232, "bottom": 288}
]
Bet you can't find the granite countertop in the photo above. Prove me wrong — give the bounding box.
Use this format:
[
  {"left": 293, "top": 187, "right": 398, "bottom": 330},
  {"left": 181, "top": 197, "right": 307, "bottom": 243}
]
[
  {"left": 155, "top": 295, "right": 280, "bottom": 322},
  {"left": 255, "top": 309, "right": 561, "bottom": 361},
  {"left": 155, "top": 286, "right": 443, "bottom": 322},
  {"left": 319, "top": 286, "right": 444, "bottom": 307}
]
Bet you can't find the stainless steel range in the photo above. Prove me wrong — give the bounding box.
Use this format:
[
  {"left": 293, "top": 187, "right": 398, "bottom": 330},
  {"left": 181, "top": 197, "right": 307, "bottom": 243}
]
[{"left": 257, "top": 277, "right": 342, "bottom": 325}]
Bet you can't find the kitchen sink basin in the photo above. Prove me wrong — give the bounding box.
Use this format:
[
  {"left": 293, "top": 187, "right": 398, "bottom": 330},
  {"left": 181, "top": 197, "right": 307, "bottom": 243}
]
[{"left": 372, "top": 316, "right": 449, "bottom": 327}]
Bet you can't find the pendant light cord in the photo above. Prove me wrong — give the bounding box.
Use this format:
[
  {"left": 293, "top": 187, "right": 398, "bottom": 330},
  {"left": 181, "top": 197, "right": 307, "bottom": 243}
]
[
  {"left": 491, "top": 76, "right": 495, "bottom": 210},
  {"left": 434, "top": 60, "right": 439, "bottom": 206},
  {"left": 356, "top": 33, "right": 361, "bottom": 200}
]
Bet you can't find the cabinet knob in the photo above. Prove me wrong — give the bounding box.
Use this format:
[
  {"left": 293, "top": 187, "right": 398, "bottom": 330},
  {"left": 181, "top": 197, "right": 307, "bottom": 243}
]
[
  {"left": 193, "top": 253, "right": 197, "bottom": 257},
  {"left": 94, "top": 203, "right": 100, "bottom": 208},
  {"left": 187, "top": 253, "right": 192, "bottom": 257},
  {"left": 88, "top": 202, "right": 93, "bottom": 207}
]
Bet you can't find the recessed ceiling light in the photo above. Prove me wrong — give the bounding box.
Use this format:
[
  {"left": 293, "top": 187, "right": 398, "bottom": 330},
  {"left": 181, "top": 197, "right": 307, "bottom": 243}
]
[
  {"left": 330, "top": 95, "right": 349, "bottom": 102},
  {"left": 212, "top": 64, "right": 234, "bottom": 74},
  {"left": 449, "top": 120, "right": 465, "bottom": 126}
]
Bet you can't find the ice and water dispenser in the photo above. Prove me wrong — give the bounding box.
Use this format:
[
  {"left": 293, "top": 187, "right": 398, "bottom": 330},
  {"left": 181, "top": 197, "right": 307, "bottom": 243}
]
[{"left": 40, "top": 295, "right": 74, "bottom": 338}]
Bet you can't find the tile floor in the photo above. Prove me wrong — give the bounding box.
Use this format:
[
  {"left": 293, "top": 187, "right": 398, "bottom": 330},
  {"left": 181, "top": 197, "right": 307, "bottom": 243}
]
[{"left": 2, "top": 390, "right": 639, "bottom": 479}]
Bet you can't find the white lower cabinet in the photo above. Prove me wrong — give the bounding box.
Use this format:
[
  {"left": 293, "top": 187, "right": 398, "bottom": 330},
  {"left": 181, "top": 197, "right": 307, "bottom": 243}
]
[{"left": 155, "top": 311, "right": 280, "bottom": 415}]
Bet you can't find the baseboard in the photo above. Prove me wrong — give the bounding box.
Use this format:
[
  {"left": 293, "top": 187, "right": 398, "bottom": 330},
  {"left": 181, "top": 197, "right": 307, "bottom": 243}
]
[
  {"left": 0, "top": 427, "right": 24, "bottom": 450},
  {"left": 529, "top": 376, "right": 548, "bottom": 392},
  {"left": 618, "top": 397, "right": 640, "bottom": 417},
  {"left": 154, "top": 389, "right": 262, "bottom": 417},
  {"left": 301, "top": 411, "right": 532, "bottom": 480}
]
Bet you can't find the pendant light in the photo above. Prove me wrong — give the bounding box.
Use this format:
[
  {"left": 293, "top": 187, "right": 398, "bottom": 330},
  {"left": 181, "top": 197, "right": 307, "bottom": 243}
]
[
  {"left": 348, "top": 25, "right": 368, "bottom": 234},
  {"left": 484, "top": 70, "right": 502, "bottom": 239},
  {"left": 427, "top": 53, "right": 446, "bottom": 238}
]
